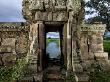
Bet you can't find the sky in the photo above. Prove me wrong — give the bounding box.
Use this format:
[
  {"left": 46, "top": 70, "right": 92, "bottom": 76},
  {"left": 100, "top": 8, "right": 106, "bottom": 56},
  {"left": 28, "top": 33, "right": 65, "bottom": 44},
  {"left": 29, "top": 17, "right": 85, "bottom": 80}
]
[{"left": 0, "top": 0, "right": 25, "bottom": 22}]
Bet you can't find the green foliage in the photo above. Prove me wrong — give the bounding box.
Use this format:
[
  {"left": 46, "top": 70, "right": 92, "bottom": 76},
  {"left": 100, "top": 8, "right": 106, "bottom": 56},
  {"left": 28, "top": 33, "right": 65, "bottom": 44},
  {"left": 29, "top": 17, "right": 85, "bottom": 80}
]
[
  {"left": 104, "top": 37, "right": 110, "bottom": 40},
  {"left": 0, "top": 58, "right": 28, "bottom": 82},
  {"left": 103, "top": 40, "right": 110, "bottom": 56},
  {"left": 64, "top": 71, "right": 76, "bottom": 82},
  {"left": 88, "top": 60, "right": 110, "bottom": 82},
  {"left": 85, "top": 0, "right": 110, "bottom": 30},
  {"left": 46, "top": 38, "right": 60, "bottom": 47}
]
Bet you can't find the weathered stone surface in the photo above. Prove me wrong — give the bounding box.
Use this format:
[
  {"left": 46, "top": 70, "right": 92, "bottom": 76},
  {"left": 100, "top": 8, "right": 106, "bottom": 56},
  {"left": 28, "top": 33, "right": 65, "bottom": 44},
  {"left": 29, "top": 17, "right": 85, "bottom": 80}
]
[
  {"left": 0, "top": 54, "right": 3, "bottom": 65},
  {"left": 74, "top": 64, "right": 83, "bottom": 73},
  {"left": 2, "top": 53, "right": 16, "bottom": 65},
  {"left": 2, "top": 38, "right": 15, "bottom": 46},
  {"left": 94, "top": 52, "right": 108, "bottom": 60},
  {"left": 0, "top": 46, "right": 12, "bottom": 53},
  {"left": 16, "top": 32, "right": 28, "bottom": 54},
  {"left": 29, "top": 0, "right": 43, "bottom": 11},
  {"left": 35, "top": 11, "right": 68, "bottom": 21},
  {"left": 53, "top": 12, "right": 68, "bottom": 21},
  {"left": 2, "top": 32, "right": 16, "bottom": 38}
]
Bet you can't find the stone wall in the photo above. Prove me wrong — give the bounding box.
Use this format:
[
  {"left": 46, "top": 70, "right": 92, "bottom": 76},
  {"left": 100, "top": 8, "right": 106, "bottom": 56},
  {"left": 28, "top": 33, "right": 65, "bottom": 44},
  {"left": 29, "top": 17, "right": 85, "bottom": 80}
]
[
  {"left": 80, "top": 23, "right": 108, "bottom": 60},
  {"left": 0, "top": 23, "right": 29, "bottom": 66},
  {"left": 21, "top": 0, "right": 110, "bottom": 82}
]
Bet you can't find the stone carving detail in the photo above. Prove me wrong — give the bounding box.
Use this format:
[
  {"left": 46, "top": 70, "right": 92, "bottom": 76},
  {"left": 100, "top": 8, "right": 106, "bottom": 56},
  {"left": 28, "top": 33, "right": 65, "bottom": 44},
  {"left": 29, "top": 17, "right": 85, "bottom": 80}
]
[
  {"left": 0, "top": 24, "right": 29, "bottom": 66},
  {"left": 67, "top": 0, "right": 81, "bottom": 16},
  {"left": 22, "top": 0, "right": 32, "bottom": 23},
  {"left": 29, "top": 0, "right": 43, "bottom": 10},
  {"left": 16, "top": 32, "right": 28, "bottom": 56}
]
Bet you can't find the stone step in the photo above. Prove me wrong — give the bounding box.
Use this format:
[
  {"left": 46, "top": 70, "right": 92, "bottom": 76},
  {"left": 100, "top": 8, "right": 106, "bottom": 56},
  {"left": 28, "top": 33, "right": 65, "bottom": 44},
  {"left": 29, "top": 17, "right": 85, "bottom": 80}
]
[
  {"left": 47, "top": 74, "right": 64, "bottom": 80},
  {"left": 48, "top": 79, "right": 64, "bottom": 82},
  {"left": 75, "top": 73, "right": 89, "bottom": 82},
  {"left": 43, "top": 65, "right": 66, "bottom": 82}
]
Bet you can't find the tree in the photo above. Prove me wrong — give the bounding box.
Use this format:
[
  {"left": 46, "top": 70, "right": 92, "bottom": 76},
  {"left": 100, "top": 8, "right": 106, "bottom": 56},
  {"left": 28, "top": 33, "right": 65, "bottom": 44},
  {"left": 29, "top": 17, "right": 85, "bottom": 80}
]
[{"left": 85, "top": 0, "right": 110, "bottom": 31}]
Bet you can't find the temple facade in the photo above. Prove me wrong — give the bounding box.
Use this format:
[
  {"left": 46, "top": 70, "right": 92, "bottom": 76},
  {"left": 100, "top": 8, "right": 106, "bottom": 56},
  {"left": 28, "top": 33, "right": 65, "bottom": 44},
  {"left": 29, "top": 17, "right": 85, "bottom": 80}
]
[{"left": 0, "top": 0, "right": 110, "bottom": 82}]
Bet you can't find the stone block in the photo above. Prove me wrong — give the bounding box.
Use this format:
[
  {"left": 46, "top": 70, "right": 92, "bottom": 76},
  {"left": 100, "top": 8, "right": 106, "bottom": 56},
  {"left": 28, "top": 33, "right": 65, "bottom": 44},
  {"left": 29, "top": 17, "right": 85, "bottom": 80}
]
[
  {"left": 27, "top": 64, "right": 38, "bottom": 75},
  {"left": 2, "top": 53, "right": 16, "bottom": 65},
  {"left": 91, "top": 44, "right": 97, "bottom": 52},
  {"left": 76, "top": 73, "right": 89, "bottom": 82},
  {"left": 53, "top": 12, "right": 68, "bottom": 21},
  {"left": 2, "top": 38, "right": 15, "bottom": 47},
  {"left": 94, "top": 52, "right": 108, "bottom": 60},
  {"left": 47, "top": 12, "right": 52, "bottom": 21},
  {"left": 55, "top": 6, "right": 66, "bottom": 11},
  {"left": 16, "top": 34, "right": 28, "bottom": 54},
  {"left": 0, "top": 54, "right": 3, "bottom": 65},
  {"left": 97, "top": 37, "right": 103, "bottom": 44},
  {"left": 0, "top": 46, "right": 12, "bottom": 53},
  {"left": 97, "top": 44, "right": 103, "bottom": 52},
  {"left": 74, "top": 64, "right": 83, "bottom": 73},
  {"left": 35, "top": 11, "right": 43, "bottom": 21},
  {"left": 0, "top": 38, "right": 1, "bottom": 42}
]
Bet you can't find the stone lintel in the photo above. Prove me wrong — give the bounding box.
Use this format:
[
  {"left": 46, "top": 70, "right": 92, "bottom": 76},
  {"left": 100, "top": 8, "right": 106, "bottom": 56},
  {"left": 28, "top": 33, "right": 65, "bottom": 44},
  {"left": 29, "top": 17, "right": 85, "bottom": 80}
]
[
  {"left": 0, "top": 26, "right": 29, "bottom": 32},
  {"left": 94, "top": 52, "right": 108, "bottom": 60},
  {"left": 35, "top": 11, "right": 68, "bottom": 21},
  {"left": 45, "top": 21, "right": 66, "bottom": 25},
  {"left": 80, "top": 24, "right": 106, "bottom": 32}
]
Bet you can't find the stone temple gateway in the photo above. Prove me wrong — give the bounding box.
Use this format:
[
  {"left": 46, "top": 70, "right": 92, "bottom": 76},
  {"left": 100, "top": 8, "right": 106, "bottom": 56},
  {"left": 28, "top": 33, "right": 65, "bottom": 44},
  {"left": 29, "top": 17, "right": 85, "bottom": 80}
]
[{"left": 0, "top": 0, "right": 110, "bottom": 82}]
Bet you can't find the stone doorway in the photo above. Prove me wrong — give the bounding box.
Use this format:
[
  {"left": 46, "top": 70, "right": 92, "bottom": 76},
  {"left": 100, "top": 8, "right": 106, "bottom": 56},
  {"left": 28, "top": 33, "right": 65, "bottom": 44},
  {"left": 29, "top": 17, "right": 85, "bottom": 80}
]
[
  {"left": 42, "top": 23, "right": 65, "bottom": 69},
  {"left": 39, "top": 22, "right": 67, "bottom": 82}
]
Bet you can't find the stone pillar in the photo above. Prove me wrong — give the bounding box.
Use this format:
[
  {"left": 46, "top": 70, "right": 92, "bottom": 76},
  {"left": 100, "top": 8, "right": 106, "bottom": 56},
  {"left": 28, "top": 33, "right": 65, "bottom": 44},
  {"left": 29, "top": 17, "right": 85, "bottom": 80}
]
[
  {"left": 67, "top": 20, "right": 72, "bottom": 72},
  {"left": 62, "top": 23, "right": 67, "bottom": 66},
  {"left": 37, "top": 21, "right": 45, "bottom": 71},
  {"left": 94, "top": 31, "right": 108, "bottom": 60},
  {"left": 29, "top": 23, "right": 39, "bottom": 73}
]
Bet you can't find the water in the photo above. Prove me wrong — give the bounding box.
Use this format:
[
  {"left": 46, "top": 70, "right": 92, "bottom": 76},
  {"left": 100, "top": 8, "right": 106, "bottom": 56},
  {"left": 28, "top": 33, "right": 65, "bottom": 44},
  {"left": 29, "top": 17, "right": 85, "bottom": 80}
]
[{"left": 46, "top": 42, "right": 61, "bottom": 58}]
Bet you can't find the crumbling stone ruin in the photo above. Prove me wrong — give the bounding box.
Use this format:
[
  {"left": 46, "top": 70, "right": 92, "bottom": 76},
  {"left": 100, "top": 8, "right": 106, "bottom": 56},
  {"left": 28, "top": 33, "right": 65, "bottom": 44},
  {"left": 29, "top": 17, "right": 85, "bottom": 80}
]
[{"left": 0, "top": 0, "right": 110, "bottom": 82}]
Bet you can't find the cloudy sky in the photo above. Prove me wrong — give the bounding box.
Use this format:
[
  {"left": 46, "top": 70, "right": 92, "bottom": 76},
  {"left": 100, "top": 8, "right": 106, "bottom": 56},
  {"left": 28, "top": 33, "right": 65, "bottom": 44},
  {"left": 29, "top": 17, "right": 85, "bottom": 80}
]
[{"left": 0, "top": 0, "right": 25, "bottom": 22}]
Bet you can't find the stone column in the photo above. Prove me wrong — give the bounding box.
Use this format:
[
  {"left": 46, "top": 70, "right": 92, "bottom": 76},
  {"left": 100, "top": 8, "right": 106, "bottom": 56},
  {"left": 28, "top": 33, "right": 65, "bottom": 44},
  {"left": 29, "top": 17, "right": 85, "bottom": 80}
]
[
  {"left": 67, "top": 20, "right": 72, "bottom": 72},
  {"left": 29, "top": 23, "right": 39, "bottom": 73},
  {"left": 94, "top": 31, "right": 108, "bottom": 60},
  {"left": 62, "top": 23, "right": 67, "bottom": 66},
  {"left": 38, "top": 21, "right": 45, "bottom": 71}
]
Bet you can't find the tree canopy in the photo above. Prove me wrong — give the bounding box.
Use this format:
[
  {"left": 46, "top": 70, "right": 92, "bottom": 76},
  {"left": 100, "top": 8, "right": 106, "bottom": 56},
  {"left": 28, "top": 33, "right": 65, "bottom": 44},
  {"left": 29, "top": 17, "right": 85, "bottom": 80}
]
[{"left": 85, "top": 0, "right": 110, "bottom": 31}]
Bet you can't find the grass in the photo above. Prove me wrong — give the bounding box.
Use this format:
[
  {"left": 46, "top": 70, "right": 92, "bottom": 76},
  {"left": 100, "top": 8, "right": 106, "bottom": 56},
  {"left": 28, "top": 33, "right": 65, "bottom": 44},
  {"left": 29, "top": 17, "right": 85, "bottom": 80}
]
[
  {"left": 46, "top": 38, "right": 60, "bottom": 47},
  {"left": 103, "top": 40, "right": 110, "bottom": 56}
]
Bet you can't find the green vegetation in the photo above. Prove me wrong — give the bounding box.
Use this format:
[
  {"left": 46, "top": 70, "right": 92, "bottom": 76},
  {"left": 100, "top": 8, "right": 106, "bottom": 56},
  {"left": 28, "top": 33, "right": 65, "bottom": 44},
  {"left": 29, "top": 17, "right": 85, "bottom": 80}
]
[
  {"left": 85, "top": 0, "right": 110, "bottom": 30},
  {"left": 64, "top": 71, "right": 76, "bottom": 82},
  {"left": 0, "top": 57, "right": 28, "bottom": 82},
  {"left": 46, "top": 38, "right": 60, "bottom": 47},
  {"left": 103, "top": 40, "right": 110, "bottom": 56},
  {"left": 88, "top": 61, "right": 110, "bottom": 82}
]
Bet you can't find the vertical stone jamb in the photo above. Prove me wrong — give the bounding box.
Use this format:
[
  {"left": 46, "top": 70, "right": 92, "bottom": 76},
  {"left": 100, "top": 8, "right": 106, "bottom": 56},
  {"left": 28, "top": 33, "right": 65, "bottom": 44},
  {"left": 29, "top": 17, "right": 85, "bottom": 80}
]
[
  {"left": 67, "top": 19, "right": 72, "bottom": 72},
  {"left": 38, "top": 21, "right": 45, "bottom": 71},
  {"left": 62, "top": 23, "right": 67, "bottom": 66}
]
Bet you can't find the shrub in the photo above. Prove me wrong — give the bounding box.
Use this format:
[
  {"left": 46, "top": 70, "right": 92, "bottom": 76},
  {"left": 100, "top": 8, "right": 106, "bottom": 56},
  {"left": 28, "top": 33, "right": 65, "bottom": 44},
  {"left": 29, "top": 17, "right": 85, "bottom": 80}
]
[
  {"left": 103, "top": 40, "right": 110, "bottom": 56},
  {"left": 0, "top": 57, "right": 28, "bottom": 82},
  {"left": 88, "top": 60, "right": 110, "bottom": 82}
]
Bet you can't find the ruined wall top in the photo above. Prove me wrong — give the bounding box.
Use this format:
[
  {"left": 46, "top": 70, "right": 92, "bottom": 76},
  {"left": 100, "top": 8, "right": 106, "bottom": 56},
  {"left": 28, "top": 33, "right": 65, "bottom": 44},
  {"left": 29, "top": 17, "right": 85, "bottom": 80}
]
[
  {"left": 22, "top": 0, "right": 84, "bottom": 23},
  {"left": 28, "top": 0, "right": 81, "bottom": 11},
  {"left": 0, "top": 23, "right": 29, "bottom": 31}
]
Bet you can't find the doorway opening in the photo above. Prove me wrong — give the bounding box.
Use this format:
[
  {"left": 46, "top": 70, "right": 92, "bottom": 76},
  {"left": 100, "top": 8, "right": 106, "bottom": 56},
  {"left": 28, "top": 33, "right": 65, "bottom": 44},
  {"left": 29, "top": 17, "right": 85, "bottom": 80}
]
[
  {"left": 42, "top": 23, "right": 67, "bottom": 82},
  {"left": 46, "top": 32, "right": 61, "bottom": 66},
  {"left": 42, "top": 24, "right": 65, "bottom": 69}
]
